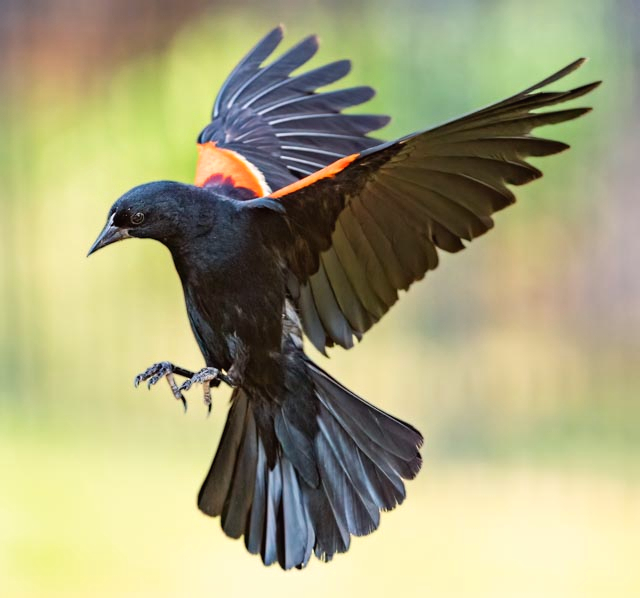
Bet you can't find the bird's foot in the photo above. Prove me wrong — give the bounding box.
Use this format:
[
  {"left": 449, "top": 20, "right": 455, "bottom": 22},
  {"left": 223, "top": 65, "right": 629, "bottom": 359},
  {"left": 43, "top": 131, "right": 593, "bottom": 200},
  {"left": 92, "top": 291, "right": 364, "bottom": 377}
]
[
  {"left": 134, "top": 361, "right": 188, "bottom": 411},
  {"left": 178, "top": 367, "right": 234, "bottom": 415}
]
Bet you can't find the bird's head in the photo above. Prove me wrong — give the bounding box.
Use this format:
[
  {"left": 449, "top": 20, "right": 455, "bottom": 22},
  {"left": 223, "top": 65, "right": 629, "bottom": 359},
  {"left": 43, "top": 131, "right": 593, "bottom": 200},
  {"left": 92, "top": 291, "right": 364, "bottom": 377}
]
[
  {"left": 88, "top": 181, "right": 210, "bottom": 256},
  {"left": 89, "top": 179, "right": 284, "bottom": 258}
]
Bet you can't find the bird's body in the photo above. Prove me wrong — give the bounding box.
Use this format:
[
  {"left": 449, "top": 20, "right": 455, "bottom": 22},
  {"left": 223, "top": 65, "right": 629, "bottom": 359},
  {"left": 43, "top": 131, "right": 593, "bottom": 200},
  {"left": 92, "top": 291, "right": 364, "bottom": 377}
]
[
  {"left": 89, "top": 27, "right": 599, "bottom": 569},
  {"left": 158, "top": 184, "right": 306, "bottom": 405},
  {"left": 170, "top": 193, "right": 283, "bottom": 378}
]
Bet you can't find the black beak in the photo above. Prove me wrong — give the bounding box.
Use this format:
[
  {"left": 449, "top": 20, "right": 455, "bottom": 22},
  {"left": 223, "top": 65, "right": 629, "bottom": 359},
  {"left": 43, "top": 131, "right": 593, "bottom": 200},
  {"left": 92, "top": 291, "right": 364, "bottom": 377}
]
[{"left": 87, "top": 217, "right": 130, "bottom": 256}]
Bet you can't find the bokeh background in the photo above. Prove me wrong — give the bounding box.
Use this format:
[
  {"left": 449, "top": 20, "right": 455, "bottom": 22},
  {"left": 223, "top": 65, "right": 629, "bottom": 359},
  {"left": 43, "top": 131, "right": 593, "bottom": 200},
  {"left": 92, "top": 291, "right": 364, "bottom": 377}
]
[{"left": 1, "top": 0, "right": 638, "bottom": 596}]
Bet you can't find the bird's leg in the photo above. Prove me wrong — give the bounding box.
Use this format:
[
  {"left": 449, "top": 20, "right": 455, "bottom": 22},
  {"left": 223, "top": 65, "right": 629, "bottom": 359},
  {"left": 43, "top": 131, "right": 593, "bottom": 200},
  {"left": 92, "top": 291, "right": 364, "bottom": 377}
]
[
  {"left": 134, "top": 361, "right": 195, "bottom": 411},
  {"left": 178, "top": 367, "right": 236, "bottom": 414}
]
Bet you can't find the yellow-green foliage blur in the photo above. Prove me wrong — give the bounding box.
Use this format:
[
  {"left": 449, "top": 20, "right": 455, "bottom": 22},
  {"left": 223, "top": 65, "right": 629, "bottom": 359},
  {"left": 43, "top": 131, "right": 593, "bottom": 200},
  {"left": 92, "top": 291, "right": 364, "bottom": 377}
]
[{"left": 1, "top": 1, "right": 638, "bottom": 597}]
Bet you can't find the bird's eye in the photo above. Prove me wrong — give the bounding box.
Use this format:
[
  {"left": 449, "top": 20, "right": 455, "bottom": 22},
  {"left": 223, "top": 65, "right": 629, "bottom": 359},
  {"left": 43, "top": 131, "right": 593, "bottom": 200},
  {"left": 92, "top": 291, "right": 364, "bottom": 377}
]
[{"left": 130, "top": 212, "right": 144, "bottom": 225}]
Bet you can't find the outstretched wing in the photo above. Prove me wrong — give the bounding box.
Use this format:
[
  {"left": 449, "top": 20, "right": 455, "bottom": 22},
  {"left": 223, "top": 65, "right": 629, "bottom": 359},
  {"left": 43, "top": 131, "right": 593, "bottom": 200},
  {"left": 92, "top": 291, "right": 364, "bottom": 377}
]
[
  {"left": 268, "top": 59, "right": 601, "bottom": 352},
  {"left": 194, "top": 26, "right": 390, "bottom": 197}
]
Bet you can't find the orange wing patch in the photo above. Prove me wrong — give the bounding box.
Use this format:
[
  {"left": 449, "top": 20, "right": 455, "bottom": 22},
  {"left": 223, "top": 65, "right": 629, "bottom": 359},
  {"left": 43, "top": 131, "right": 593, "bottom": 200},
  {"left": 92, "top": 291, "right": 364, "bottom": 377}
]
[
  {"left": 195, "top": 142, "right": 270, "bottom": 196},
  {"left": 270, "top": 153, "right": 359, "bottom": 199}
]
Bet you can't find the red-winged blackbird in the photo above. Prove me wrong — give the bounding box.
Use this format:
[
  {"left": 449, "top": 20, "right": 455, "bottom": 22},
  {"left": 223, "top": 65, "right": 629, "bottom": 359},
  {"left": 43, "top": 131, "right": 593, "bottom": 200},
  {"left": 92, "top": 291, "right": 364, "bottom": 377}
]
[{"left": 88, "top": 26, "right": 600, "bottom": 569}]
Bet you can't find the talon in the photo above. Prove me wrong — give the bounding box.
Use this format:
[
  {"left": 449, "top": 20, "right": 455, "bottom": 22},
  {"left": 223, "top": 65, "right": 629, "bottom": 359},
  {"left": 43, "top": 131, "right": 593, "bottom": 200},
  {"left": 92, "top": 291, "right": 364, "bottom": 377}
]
[
  {"left": 203, "top": 381, "right": 212, "bottom": 416},
  {"left": 133, "top": 361, "right": 193, "bottom": 411},
  {"left": 179, "top": 379, "right": 193, "bottom": 393},
  {"left": 178, "top": 367, "right": 223, "bottom": 413}
]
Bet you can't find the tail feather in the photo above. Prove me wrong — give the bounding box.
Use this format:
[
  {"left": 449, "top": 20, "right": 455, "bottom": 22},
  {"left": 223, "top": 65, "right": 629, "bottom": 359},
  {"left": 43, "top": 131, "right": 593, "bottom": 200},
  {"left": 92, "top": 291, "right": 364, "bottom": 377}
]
[
  {"left": 316, "top": 417, "right": 380, "bottom": 536},
  {"left": 198, "top": 390, "right": 250, "bottom": 516},
  {"left": 317, "top": 391, "right": 417, "bottom": 498},
  {"left": 316, "top": 409, "right": 382, "bottom": 526},
  {"left": 280, "top": 458, "right": 312, "bottom": 568},
  {"left": 198, "top": 357, "right": 423, "bottom": 569},
  {"left": 305, "top": 485, "right": 349, "bottom": 561},
  {"left": 262, "top": 454, "right": 282, "bottom": 566},
  {"left": 311, "top": 361, "right": 423, "bottom": 464},
  {"left": 220, "top": 404, "right": 257, "bottom": 539},
  {"left": 244, "top": 437, "right": 268, "bottom": 555},
  {"left": 275, "top": 402, "right": 318, "bottom": 487}
]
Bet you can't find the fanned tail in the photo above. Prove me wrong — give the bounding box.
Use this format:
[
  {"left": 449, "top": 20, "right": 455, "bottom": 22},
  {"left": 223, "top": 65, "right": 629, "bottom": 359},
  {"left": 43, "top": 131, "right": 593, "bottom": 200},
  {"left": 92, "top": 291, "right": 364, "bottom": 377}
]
[{"left": 197, "top": 356, "right": 422, "bottom": 569}]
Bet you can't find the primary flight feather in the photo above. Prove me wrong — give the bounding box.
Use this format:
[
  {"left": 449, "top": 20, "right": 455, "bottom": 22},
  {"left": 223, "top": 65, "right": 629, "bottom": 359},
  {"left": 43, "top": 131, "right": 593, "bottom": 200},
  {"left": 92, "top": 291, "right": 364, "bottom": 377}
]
[{"left": 88, "top": 25, "right": 600, "bottom": 569}]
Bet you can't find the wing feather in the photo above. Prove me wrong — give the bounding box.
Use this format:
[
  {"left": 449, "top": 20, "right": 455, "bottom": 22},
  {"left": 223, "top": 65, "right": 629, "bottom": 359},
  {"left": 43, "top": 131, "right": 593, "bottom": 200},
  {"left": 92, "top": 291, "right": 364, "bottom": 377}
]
[
  {"left": 269, "top": 61, "right": 600, "bottom": 350},
  {"left": 197, "top": 27, "right": 389, "bottom": 197}
]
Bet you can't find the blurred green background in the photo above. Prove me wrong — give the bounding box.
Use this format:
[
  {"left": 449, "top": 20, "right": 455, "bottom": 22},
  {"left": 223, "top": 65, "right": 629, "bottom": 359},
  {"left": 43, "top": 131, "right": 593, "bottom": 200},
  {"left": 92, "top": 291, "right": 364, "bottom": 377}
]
[{"left": 1, "top": 0, "right": 638, "bottom": 596}]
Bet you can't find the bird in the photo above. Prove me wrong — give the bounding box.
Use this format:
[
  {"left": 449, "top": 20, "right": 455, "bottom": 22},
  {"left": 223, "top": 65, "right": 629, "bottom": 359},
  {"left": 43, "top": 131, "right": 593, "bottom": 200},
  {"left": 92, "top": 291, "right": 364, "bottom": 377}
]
[{"left": 88, "top": 25, "right": 600, "bottom": 569}]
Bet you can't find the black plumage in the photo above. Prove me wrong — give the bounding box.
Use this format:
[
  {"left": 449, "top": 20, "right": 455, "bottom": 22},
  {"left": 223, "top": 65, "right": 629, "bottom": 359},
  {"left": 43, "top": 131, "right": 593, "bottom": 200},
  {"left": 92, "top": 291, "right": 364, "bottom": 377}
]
[{"left": 88, "top": 27, "right": 599, "bottom": 569}]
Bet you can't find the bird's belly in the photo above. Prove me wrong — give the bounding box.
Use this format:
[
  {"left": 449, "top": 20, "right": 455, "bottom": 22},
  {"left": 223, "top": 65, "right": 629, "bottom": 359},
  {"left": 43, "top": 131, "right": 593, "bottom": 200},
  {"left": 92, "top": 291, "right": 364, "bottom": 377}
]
[
  {"left": 185, "top": 283, "right": 284, "bottom": 376},
  {"left": 186, "top": 306, "right": 232, "bottom": 369}
]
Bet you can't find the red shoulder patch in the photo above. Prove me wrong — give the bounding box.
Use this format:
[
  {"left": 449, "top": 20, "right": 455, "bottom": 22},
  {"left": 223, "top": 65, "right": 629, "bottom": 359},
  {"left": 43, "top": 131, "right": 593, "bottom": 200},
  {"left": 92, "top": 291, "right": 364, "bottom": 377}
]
[
  {"left": 195, "top": 142, "right": 270, "bottom": 196},
  {"left": 270, "top": 153, "right": 359, "bottom": 199}
]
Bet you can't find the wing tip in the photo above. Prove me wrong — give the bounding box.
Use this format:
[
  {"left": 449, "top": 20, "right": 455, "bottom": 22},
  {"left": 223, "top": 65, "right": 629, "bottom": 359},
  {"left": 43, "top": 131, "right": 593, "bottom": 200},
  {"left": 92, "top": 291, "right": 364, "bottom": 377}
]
[
  {"left": 260, "top": 24, "right": 285, "bottom": 49},
  {"left": 375, "top": 114, "right": 392, "bottom": 129},
  {"left": 571, "top": 105, "right": 594, "bottom": 119},
  {"left": 571, "top": 57, "right": 588, "bottom": 69},
  {"left": 518, "top": 56, "right": 599, "bottom": 96},
  {"left": 551, "top": 58, "right": 603, "bottom": 89},
  {"left": 297, "top": 33, "right": 320, "bottom": 53},
  {"left": 557, "top": 57, "right": 588, "bottom": 78},
  {"left": 582, "top": 80, "right": 603, "bottom": 93}
]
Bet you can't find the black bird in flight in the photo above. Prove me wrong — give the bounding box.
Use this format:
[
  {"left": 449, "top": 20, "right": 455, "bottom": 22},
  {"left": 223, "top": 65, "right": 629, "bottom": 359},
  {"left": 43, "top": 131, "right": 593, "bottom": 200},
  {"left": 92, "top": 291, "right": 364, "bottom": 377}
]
[{"left": 88, "top": 26, "right": 599, "bottom": 569}]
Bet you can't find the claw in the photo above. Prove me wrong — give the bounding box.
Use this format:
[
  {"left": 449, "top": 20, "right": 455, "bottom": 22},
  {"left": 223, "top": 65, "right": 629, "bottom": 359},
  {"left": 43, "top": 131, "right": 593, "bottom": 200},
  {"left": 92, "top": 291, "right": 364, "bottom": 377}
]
[
  {"left": 178, "top": 378, "right": 193, "bottom": 393},
  {"left": 203, "top": 382, "right": 212, "bottom": 416},
  {"left": 136, "top": 364, "right": 229, "bottom": 414},
  {"left": 178, "top": 367, "right": 222, "bottom": 414},
  {"left": 147, "top": 372, "right": 163, "bottom": 388},
  {"left": 134, "top": 361, "right": 189, "bottom": 411}
]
